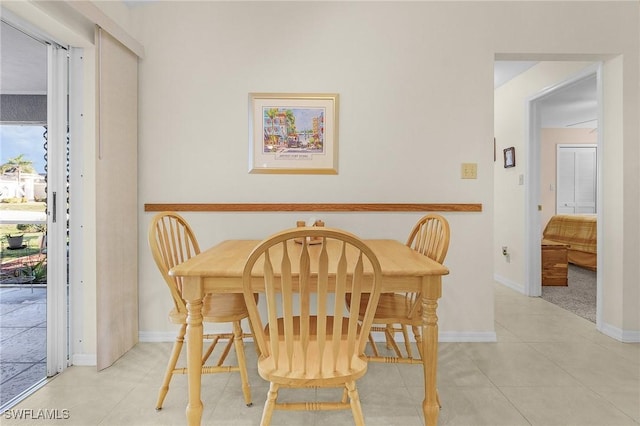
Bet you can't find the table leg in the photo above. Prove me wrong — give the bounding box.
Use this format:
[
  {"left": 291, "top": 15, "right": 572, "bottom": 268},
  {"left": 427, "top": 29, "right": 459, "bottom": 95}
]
[
  {"left": 184, "top": 277, "right": 204, "bottom": 426},
  {"left": 421, "top": 276, "right": 442, "bottom": 426}
]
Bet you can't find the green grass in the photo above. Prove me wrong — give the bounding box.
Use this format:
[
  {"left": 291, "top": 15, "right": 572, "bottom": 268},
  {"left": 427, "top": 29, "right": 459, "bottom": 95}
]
[
  {"left": 0, "top": 201, "right": 46, "bottom": 212},
  {"left": 1, "top": 202, "right": 46, "bottom": 261},
  {"left": 1, "top": 233, "right": 44, "bottom": 262}
]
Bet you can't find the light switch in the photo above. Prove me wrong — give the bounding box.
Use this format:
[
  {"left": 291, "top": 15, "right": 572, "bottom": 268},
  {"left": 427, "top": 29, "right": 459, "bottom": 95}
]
[{"left": 461, "top": 163, "right": 477, "bottom": 179}]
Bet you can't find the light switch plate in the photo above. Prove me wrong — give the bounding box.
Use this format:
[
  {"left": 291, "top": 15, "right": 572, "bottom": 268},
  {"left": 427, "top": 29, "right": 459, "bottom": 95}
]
[{"left": 461, "top": 163, "right": 477, "bottom": 179}]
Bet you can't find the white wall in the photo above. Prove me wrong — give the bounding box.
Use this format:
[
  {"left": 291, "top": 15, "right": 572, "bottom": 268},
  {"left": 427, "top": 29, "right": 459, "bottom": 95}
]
[
  {"left": 134, "top": 2, "right": 498, "bottom": 341},
  {"left": 132, "top": 1, "right": 640, "bottom": 343}
]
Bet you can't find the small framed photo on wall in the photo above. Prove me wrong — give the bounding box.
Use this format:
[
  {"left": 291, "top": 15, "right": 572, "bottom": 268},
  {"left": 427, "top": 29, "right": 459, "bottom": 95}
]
[{"left": 503, "top": 147, "right": 515, "bottom": 168}]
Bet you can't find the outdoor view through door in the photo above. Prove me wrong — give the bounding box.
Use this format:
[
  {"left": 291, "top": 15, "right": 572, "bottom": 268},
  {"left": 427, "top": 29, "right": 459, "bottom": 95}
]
[{"left": 0, "top": 20, "right": 69, "bottom": 410}]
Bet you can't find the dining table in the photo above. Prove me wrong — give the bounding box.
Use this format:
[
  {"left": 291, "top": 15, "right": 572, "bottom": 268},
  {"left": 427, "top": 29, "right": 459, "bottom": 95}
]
[{"left": 169, "top": 238, "right": 449, "bottom": 426}]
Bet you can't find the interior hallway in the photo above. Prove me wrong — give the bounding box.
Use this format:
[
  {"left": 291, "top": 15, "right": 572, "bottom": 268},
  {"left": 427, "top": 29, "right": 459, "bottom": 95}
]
[{"left": 1, "top": 283, "right": 638, "bottom": 425}]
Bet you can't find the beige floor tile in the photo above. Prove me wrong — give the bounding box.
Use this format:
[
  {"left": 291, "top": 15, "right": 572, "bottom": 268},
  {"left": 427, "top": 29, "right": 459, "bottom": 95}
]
[
  {"left": 530, "top": 341, "right": 640, "bottom": 389},
  {"left": 501, "top": 386, "right": 638, "bottom": 426},
  {"left": 587, "top": 334, "right": 640, "bottom": 363},
  {"left": 3, "top": 283, "right": 638, "bottom": 426},
  {"left": 496, "top": 312, "right": 596, "bottom": 343},
  {"left": 494, "top": 322, "right": 522, "bottom": 342},
  {"left": 433, "top": 386, "right": 530, "bottom": 426},
  {"left": 462, "top": 342, "right": 583, "bottom": 387},
  {"left": 592, "top": 385, "right": 640, "bottom": 423},
  {"left": 2, "top": 384, "right": 127, "bottom": 426}
]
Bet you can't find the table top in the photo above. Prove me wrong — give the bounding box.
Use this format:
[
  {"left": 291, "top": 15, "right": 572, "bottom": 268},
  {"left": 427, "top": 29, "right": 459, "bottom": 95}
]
[{"left": 170, "top": 239, "right": 449, "bottom": 283}]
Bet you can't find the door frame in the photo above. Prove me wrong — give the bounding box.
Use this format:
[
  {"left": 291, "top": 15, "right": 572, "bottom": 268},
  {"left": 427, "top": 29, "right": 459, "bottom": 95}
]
[
  {"left": 46, "top": 43, "right": 69, "bottom": 376},
  {"left": 524, "top": 63, "right": 602, "bottom": 323}
]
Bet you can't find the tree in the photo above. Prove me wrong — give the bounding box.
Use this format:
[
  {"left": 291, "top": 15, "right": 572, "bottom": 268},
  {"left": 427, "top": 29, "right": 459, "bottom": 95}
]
[
  {"left": 264, "top": 108, "right": 280, "bottom": 145},
  {"left": 1, "top": 154, "right": 36, "bottom": 186},
  {"left": 285, "top": 109, "right": 296, "bottom": 134}
]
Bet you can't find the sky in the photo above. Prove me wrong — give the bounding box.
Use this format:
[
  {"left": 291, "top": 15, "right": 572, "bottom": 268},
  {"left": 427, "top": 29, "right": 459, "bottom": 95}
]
[{"left": 0, "top": 125, "right": 47, "bottom": 174}]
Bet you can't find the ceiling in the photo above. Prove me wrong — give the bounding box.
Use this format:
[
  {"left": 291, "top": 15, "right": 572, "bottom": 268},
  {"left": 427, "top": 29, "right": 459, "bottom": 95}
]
[
  {"left": 495, "top": 61, "right": 598, "bottom": 128},
  {"left": 1, "top": 21, "right": 597, "bottom": 128}
]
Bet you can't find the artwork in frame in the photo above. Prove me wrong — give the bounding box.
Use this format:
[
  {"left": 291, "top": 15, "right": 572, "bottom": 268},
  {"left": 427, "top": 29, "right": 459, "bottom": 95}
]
[
  {"left": 503, "top": 147, "right": 516, "bottom": 168},
  {"left": 249, "top": 93, "right": 339, "bottom": 174}
]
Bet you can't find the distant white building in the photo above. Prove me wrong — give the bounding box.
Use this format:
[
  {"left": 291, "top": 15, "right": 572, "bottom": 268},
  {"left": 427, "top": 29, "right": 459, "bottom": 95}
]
[{"left": 0, "top": 172, "right": 46, "bottom": 201}]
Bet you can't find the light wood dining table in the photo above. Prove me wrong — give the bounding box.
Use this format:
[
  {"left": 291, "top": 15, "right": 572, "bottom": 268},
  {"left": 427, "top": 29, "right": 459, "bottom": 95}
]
[{"left": 169, "top": 238, "right": 449, "bottom": 426}]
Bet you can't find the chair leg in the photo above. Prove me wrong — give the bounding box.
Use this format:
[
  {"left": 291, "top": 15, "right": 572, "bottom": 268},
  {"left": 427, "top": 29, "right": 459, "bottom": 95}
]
[
  {"left": 384, "top": 324, "right": 394, "bottom": 349},
  {"left": 215, "top": 336, "right": 234, "bottom": 366},
  {"left": 384, "top": 325, "right": 403, "bottom": 358},
  {"left": 346, "top": 381, "right": 365, "bottom": 426},
  {"left": 260, "top": 382, "right": 279, "bottom": 426},
  {"left": 202, "top": 335, "right": 221, "bottom": 365},
  {"left": 233, "top": 321, "right": 252, "bottom": 406},
  {"left": 412, "top": 325, "right": 424, "bottom": 360},
  {"left": 156, "top": 324, "right": 186, "bottom": 410},
  {"left": 401, "top": 325, "right": 413, "bottom": 358},
  {"left": 367, "top": 332, "right": 380, "bottom": 357}
]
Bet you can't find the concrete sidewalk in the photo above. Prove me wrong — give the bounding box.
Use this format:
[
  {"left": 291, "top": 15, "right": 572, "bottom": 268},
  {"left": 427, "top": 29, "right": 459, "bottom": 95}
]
[{"left": 0, "top": 287, "right": 46, "bottom": 408}]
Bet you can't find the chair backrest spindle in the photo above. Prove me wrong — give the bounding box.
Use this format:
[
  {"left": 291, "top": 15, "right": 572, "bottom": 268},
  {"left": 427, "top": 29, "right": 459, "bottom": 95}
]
[
  {"left": 148, "top": 212, "right": 200, "bottom": 314},
  {"left": 404, "top": 214, "right": 450, "bottom": 319}
]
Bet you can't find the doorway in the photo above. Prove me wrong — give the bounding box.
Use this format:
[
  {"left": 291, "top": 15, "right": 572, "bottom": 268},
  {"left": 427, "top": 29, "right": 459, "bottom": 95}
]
[
  {"left": 525, "top": 64, "right": 601, "bottom": 321},
  {"left": 493, "top": 59, "right": 602, "bottom": 319},
  {"left": 0, "top": 19, "right": 69, "bottom": 410}
]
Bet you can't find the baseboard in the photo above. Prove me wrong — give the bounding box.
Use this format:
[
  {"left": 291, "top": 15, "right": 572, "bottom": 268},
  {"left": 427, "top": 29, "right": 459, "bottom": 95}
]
[
  {"left": 71, "top": 353, "right": 96, "bottom": 366},
  {"left": 598, "top": 322, "right": 640, "bottom": 343},
  {"left": 494, "top": 273, "right": 525, "bottom": 294}
]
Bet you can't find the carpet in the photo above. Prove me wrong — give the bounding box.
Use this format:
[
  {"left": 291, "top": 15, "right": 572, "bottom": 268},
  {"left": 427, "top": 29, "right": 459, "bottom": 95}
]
[{"left": 541, "top": 264, "right": 596, "bottom": 323}]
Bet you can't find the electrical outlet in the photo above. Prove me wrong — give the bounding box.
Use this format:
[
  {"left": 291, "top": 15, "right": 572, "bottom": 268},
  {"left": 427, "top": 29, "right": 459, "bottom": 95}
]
[{"left": 461, "top": 163, "right": 477, "bottom": 179}]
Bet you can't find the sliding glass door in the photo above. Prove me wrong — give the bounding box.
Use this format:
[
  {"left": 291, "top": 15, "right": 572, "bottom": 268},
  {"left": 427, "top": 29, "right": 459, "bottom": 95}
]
[{"left": 0, "top": 19, "right": 70, "bottom": 409}]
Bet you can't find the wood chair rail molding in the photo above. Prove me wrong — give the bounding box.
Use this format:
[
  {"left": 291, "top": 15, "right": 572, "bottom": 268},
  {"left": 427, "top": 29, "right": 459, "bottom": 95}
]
[{"left": 144, "top": 203, "right": 482, "bottom": 213}]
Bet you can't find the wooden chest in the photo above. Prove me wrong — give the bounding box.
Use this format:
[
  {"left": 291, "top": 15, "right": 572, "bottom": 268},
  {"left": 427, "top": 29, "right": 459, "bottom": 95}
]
[{"left": 542, "top": 241, "right": 568, "bottom": 286}]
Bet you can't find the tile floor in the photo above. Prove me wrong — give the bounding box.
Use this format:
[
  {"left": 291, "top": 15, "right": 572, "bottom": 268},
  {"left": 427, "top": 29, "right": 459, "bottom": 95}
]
[{"left": 1, "top": 283, "right": 639, "bottom": 425}]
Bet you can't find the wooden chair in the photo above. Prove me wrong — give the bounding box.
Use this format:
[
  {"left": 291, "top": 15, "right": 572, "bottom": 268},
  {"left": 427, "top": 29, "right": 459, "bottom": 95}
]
[
  {"left": 242, "top": 227, "right": 382, "bottom": 426},
  {"left": 148, "top": 212, "right": 253, "bottom": 410},
  {"left": 348, "top": 214, "right": 450, "bottom": 363}
]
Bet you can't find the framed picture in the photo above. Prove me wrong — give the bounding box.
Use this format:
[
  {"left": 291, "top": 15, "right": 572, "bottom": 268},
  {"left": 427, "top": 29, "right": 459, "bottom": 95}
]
[
  {"left": 503, "top": 147, "right": 515, "bottom": 168},
  {"left": 249, "top": 93, "right": 339, "bottom": 174}
]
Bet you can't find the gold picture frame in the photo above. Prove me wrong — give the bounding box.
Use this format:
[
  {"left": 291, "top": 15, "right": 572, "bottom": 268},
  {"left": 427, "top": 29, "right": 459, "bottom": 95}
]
[{"left": 249, "top": 93, "right": 339, "bottom": 174}]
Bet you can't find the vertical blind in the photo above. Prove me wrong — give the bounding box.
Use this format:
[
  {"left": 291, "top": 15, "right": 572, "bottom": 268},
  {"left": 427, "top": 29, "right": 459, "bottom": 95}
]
[{"left": 95, "top": 27, "right": 139, "bottom": 370}]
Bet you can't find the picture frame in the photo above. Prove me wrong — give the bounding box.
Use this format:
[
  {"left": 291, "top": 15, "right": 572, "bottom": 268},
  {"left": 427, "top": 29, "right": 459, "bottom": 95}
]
[
  {"left": 503, "top": 147, "right": 515, "bottom": 168},
  {"left": 249, "top": 93, "right": 339, "bottom": 174}
]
